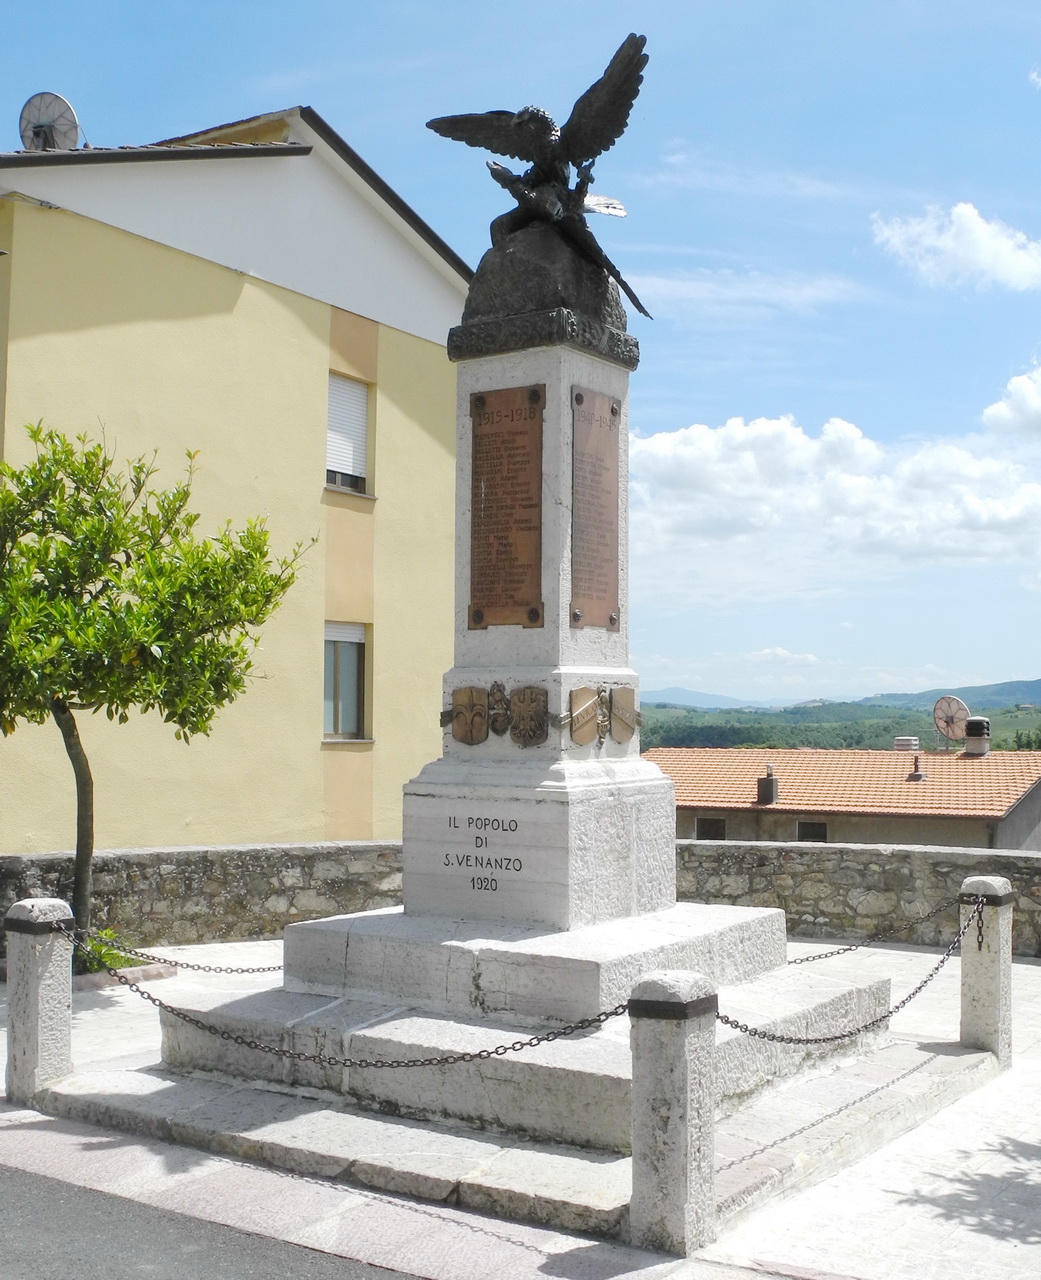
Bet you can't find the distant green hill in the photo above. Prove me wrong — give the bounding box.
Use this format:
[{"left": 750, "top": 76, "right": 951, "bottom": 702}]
[
  {"left": 858, "top": 678, "right": 1041, "bottom": 712},
  {"left": 640, "top": 703, "right": 936, "bottom": 750}
]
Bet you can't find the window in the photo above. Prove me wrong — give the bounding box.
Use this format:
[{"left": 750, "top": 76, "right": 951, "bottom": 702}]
[
  {"left": 327, "top": 373, "right": 369, "bottom": 493},
  {"left": 797, "top": 821, "right": 828, "bottom": 842},
  {"left": 324, "top": 623, "right": 365, "bottom": 738},
  {"left": 695, "top": 817, "right": 727, "bottom": 840}
]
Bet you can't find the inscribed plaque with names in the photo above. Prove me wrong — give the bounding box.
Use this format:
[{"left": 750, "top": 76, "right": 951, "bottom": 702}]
[
  {"left": 468, "top": 385, "right": 545, "bottom": 629},
  {"left": 570, "top": 387, "right": 620, "bottom": 630}
]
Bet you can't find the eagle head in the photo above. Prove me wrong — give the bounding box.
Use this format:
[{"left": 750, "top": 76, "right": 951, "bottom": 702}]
[{"left": 511, "top": 106, "right": 556, "bottom": 138}]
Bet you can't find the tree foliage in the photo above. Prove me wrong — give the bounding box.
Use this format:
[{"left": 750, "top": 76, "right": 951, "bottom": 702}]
[{"left": 0, "top": 425, "right": 304, "bottom": 931}]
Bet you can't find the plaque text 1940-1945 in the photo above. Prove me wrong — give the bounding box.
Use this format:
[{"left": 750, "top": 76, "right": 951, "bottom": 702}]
[{"left": 468, "top": 385, "right": 545, "bottom": 629}]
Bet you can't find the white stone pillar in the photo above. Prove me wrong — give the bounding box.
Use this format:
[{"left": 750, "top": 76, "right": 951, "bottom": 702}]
[
  {"left": 402, "top": 341, "right": 676, "bottom": 931},
  {"left": 628, "top": 970, "right": 717, "bottom": 1255},
  {"left": 4, "top": 898, "right": 74, "bottom": 1104},
  {"left": 959, "top": 875, "right": 1013, "bottom": 1066}
]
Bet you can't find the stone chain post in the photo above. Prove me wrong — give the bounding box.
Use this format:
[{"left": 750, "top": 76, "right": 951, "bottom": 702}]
[
  {"left": 628, "top": 970, "right": 717, "bottom": 1256},
  {"left": 959, "top": 875, "right": 1014, "bottom": 1067},
  {"left": 4, "top": 898, "right": 74, "bottom": 1104}
]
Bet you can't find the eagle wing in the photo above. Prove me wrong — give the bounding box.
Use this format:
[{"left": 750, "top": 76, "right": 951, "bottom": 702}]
[
  {"left": 426, "top": 111, "right": 542, "bottom": 163},
  {"left": 557, "top": 33, "right": 647, "bottom": 166}
]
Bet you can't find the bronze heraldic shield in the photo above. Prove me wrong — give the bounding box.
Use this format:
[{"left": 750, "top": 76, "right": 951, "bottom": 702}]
[{"left": 451, "top": 687, "right": 489, "bottom": 745}]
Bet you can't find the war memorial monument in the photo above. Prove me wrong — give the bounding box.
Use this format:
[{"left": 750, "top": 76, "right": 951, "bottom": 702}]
[
  {"left": 5, "top": 34, "right": 1014, "bottom": 1260},
  {"left": 154, "top": 34, "right": 901, "bottom": 1234}
]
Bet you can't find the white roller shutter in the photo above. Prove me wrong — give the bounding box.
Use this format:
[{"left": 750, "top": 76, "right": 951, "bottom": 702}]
[
  {"left": 325, "top": 621, "right": 366, "bottom": 645},
  {"left": 327, "top": 374, "right": 368, "bottom": 479}
]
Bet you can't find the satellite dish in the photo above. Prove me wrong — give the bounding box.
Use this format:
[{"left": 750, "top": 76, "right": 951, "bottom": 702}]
[
  {"left": 933, "top": 695, "right": 970, "bottom": 742},
  {"left": 19, "top": 93, "right": 80, "bottom": 151}
]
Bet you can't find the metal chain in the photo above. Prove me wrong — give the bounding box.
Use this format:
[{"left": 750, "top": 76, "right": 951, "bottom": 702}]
[
  {"left": 69, "top": 923, "right": 282, "bottom": 974},
  {"left": 787, "top": 895, "right": 963, "bottom": 966},
  {"left": 52, "top": 897, "right": 988, "bottom": 1063},
  {"left": 58, "top": 926, "right": 627, "bottom": 1069},
  {"left": 718, "top": 897, "right": 984, "bottom": 1046}
]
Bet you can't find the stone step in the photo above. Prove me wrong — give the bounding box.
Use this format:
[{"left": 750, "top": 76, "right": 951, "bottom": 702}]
[
  {"left": 282, "top": 901, "right": 788, "bottom": 1022},
  {"left": 33, "top": 1036, "right": 998, "bottom": 1240},
  {"left": 712, "top": 1038, "right": 999, "bottom": 1224},
  {"left": 159, "top": 966, "right": 891, "bottom": 1152}
]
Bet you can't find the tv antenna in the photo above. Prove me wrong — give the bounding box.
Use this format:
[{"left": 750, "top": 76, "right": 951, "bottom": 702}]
[
  {"left": 933, "top": 695, "right": 970, "bottom": 750},
  {"left": 19, "top": 93, "right": 80, "bottom": 151}
]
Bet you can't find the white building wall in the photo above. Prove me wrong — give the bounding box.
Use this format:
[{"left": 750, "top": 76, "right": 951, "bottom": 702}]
[{"left": 0, "top": 147, "right": 465, "bottom": 343}]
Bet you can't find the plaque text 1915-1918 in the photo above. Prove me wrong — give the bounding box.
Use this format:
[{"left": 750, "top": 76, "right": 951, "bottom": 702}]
[{"left": 469, "top": 385, "right": 545, "bottom": 629}]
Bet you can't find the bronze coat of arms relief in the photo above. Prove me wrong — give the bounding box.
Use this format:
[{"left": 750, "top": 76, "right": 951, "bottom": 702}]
[
  {"left": 568, "top": 685, "right": 640, "bottom": 746},
  {"left": 451, "top": 687, "right": 489, "bottom": 745},
  {"left": 609, "top": 687, "right": 639, "bottom": 743},
  {"left": 509, "top": 686, "right": 549, "bottom": 748},
  {"left": 447, "top": 683, "right": 550, "bottom": 748}
]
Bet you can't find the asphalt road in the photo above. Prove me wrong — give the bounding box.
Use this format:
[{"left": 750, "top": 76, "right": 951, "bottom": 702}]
[{"left": 0, "top": 1164, "right": 418, "bottom": 1280}]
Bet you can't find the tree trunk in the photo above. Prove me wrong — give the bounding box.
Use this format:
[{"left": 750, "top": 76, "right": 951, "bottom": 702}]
[{"left": 51, "top": 696, "right": 94, "bottom": 934}]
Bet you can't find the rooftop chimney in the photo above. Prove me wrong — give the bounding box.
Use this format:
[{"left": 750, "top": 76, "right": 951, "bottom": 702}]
[
  {"left": 757, "top": 764, "right": 779, "bottom": 804},
  {"left": 906, "top": 753, "right": 927, "bottom": 781},
  {"left": 964, "top": 717, "right": 991, "bottom": 757}
]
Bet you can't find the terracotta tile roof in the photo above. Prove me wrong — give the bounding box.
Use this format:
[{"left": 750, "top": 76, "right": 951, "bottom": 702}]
[{"left": 643, "top": 747, "right": 1041, "bottom": 819}]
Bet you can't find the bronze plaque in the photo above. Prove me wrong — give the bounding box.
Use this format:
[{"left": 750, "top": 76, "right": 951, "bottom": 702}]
[
  {"left": 451, "top": 687, "right": 489, "bottom": 745},
  {"left": 469, "top": 385, "right": 545, "bottom": 629},
  {"left": 570, "top": 387, "right": 620, "bottom": 630}
]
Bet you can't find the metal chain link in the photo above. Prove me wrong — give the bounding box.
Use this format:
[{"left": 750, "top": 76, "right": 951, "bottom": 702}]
[
  {"left": 70, "top": 923, "right": 282, "bottom": 974},
  {"left": 718, "top": 897, "right": 984, "bottom": 1046},
  {"left": 52, "top": 897, "right": 988, "bottom": 1064},
  {"left": 57, "top": 925, "right": 627, "bottom": 1069},
  {"left": 787, "top": 895, "right": 963, "bottom": 966}
]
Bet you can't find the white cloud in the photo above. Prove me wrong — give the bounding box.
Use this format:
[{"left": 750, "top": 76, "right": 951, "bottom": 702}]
[
  {"left": 1030, "top": 68, "right": 1041, "bottom": 91},
  {"left": 872, "top": 202, "right": 1041, "bottom": 289},
  {"left": 741, "top": 648, "right": 820, "bottom": 666},
  {"left": 649, "top": 150, "right": 858, "bottom": 202},
  {"left": 982, "top": 366, "right": 1041, "bottom": 433},
  {"left": 629, "top": 414, "right": 1041, "bottom": 608},
  {"left": 630, "top": 269, "right": 865, "bottom": 324}
]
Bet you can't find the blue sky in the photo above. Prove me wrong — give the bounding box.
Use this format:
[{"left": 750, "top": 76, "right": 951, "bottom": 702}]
[{"left": 6, "top": 1, "right": 1041, "bottom": 703}]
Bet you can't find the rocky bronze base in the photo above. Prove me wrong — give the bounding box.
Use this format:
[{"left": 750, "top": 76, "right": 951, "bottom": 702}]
[
  {"left": 449, "top": 222, "right": 640, "bottom": 369},
  {"left": 449, "top": 307, "right": 638, "bottom": 369}
]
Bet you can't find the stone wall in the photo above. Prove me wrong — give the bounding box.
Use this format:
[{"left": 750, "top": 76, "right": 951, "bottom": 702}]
[
  {"left": 677, "top": 840, "right": 1041, "bottom": 958},
  {"left": 2, "top": 838, "right": 1039, "bottom": 959},
  {"left": 0, "top": 842, "right": 402, "bottom": 958}
]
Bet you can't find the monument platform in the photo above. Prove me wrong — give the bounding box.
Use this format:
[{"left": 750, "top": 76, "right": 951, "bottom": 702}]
[
  {"left": 160, "top": 947, "right": 892, "bottom": 1151},
  {"left": 281, "top": 901, "right": 788, "bottom": 1022},
  {"left": 37, "top": 1030, "right": 996, "bottom": 1240}
]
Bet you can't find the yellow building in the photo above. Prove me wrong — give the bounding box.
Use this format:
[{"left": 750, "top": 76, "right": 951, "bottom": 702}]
[{"left": 0, "top": 107, "right": 469, "bottom": 853}]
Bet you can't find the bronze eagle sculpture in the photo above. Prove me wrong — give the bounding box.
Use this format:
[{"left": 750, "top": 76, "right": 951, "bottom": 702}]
[{"left": 427, "top": 33, "right": 651, "bottom": 319}]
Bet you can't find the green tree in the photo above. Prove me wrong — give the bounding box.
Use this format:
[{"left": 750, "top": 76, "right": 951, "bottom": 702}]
[{"left": 0, "top": 425, "right": 304, "bottom": 934}]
